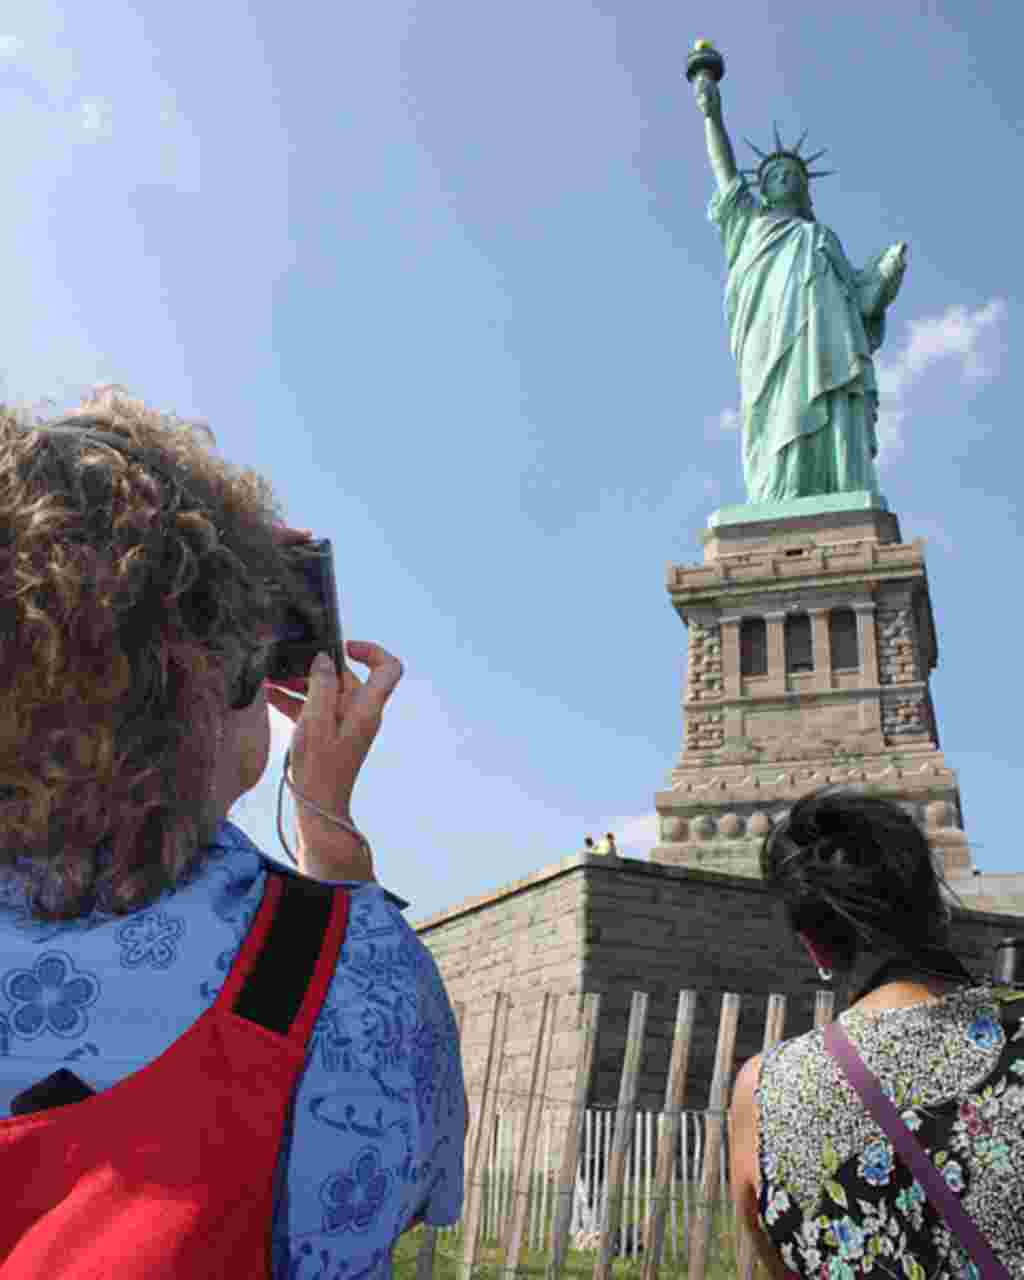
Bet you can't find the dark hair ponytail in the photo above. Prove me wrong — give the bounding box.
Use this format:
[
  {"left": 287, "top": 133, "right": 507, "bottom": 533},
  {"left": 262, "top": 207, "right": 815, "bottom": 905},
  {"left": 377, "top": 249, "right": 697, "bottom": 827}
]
[{"left": 760, "top": 786, "right": 977, "bottom": 1004}]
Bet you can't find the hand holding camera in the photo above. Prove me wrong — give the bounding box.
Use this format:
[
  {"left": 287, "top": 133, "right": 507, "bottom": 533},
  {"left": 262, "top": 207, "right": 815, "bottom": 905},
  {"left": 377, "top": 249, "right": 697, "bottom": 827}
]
[
  {"left": 260, "top": 526, "right": 403, "bottom": 878},
  {"left": 265, "top": 642, "right": 403, "bottom": 878}
]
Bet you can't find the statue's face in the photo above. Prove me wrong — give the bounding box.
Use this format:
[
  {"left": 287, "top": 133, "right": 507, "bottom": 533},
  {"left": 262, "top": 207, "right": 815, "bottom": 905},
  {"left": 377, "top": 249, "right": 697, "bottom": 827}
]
[{"left": 761, "top": 158, "right": 807, "bottom": 208}]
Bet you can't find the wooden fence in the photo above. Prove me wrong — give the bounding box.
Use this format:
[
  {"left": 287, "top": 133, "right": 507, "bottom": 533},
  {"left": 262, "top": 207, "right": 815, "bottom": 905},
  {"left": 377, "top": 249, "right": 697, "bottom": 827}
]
[
  {"left": 452, "top": 1101, "right": 724, "bottom": 1261},
  {"left": 413, "top": 984, "right": 838, "bottom": 1280}
]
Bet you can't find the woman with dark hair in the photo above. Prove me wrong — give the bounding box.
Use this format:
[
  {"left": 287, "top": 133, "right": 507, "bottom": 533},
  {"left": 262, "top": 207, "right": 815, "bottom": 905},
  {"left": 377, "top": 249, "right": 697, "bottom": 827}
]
[
  {"left": 0, "top": 387, "right": 466, "bottom": 1278},
  {"left": 727, "top": 786, "right": 1023, "bottom": 1279}
]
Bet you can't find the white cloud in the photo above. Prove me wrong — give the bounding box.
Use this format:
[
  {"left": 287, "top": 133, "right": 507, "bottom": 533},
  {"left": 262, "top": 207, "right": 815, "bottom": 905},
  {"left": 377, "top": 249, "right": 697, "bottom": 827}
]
[
  {"left": 0, "top": 21, "right": 196, "bottom": 185},
  {"left": 77, "top": 96, "right": 113, "bottom": 140},
  {"left": 0, "top": 15, "right": 76, "bottom": 103},
  {"left": 704, "top": 406, "right": 740, "bottom": 442},
  {"left": 873, "top": 405, "right": 906, "bottom": 461},
  {"left": 896, "top": 300, "right": 1005, "bottom": 387},
  {"left": 598, "top": 811, "right": 658, "bottom": 851},
  {"left": 154, "top": 92, "right": 201, "bottom": 193},
  {"left": 898, "top": 513, "right": 955, "bottom": 556},
  {"left": 874, "top": 299, "right": 1006, "bottom": 460}
]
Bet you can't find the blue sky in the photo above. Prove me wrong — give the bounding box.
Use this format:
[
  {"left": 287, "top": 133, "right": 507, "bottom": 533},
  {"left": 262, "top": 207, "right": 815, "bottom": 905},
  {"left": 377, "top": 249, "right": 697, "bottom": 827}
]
[{"left": 2, "top": 1, "right": 1020, "bottom": 923}]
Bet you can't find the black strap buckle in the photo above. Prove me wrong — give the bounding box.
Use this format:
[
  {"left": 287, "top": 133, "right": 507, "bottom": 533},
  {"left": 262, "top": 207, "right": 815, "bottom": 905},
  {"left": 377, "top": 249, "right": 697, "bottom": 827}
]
[{"left": 11, "top": 1068, "right": 96, "bottom": 1116}]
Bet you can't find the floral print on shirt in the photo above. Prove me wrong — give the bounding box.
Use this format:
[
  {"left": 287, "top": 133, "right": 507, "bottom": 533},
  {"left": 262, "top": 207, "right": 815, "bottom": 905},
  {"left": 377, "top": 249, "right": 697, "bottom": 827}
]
[{"left": 755, "top": 984, "right": 1024, "bottom": 1278}]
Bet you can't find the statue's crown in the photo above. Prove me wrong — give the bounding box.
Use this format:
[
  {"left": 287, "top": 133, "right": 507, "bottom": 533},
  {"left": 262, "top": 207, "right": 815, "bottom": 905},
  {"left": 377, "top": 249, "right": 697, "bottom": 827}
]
[{"left": 741, "top": 124, "right": 836, "bottom": 191}]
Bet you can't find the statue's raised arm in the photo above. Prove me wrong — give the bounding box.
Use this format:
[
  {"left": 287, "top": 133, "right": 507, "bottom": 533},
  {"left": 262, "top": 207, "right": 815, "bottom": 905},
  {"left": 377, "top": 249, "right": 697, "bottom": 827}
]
[
  {"left": 686, "top": 40, "right": 908, "bottom": 506},
  {"left": 687, "top": 41, "right": 736, "bottom": 195}
]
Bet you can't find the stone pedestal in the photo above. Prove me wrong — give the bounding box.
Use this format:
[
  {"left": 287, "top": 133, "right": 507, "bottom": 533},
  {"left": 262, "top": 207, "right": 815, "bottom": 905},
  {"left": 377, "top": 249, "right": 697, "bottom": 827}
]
[{"left": 651, "top": 502, "right": 974, "bottom": 892}]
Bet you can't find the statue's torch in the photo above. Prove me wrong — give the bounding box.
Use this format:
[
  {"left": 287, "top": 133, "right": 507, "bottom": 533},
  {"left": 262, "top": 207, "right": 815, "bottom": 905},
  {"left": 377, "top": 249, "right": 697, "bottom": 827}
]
[{"left": 685, "top": 38, "right": 725, "bottom": 93}]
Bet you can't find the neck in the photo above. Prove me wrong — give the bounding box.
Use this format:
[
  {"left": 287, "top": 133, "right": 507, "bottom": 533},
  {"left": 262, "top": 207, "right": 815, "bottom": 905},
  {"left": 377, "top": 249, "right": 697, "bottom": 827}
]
[
  {"left": 851, "top": 954, "right": 974, "bottom": 1007},
  {"left": 764, "top": 199, "right": 812, "bottom": 221}
]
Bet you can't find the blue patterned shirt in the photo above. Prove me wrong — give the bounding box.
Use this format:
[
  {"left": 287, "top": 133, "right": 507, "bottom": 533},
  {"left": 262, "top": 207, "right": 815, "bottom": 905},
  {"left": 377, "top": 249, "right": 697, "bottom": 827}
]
[{"left": 0, "top": 820, "right": 466, "bottom": 1278}]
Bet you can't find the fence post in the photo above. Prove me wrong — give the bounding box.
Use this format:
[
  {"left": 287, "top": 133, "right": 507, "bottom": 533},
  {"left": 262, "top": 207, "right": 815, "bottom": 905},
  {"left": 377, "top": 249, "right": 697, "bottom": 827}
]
[
  {"left": 417, "top": 1001, "right": 466, "bottom": 1280},
  {"left": 503, "top": 993, "right": 558, "bottom": 1277},
  {"left": 461, "top": 991, "right": 511, "bottom": 1280},
  {"left": 592, "top": 990, "right": 650, "bottom": 1280},
  {"left": 641, "top": 989, "right": 698, "bottom": 1280},
  {"left": 537, "top": 1110, "right": 552, "bottom": 1251},
  {"left": 547, "top": 993, "right": 601, "bottom": 1280},
  {"left": 687, "top": 992, "right": 740, "bottom": 1280},
  {"left": 813, "top": 988, "right": 836, "bottom": 1030},
  {"left": 734, "top": 993, "right": 786, "bottom": 1280}
]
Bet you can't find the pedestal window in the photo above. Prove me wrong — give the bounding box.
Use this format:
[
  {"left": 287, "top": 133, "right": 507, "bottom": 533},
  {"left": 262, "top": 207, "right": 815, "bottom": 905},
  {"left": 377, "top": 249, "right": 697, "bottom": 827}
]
[
  {"left": 785, "top": 613, "right": 814, "bottom": 672},
  {"left": 829, "top": 607, "right": 860, "bottom": 670},
  {"left": 740, "top": 617, "right": 768, "bottom": 676}
]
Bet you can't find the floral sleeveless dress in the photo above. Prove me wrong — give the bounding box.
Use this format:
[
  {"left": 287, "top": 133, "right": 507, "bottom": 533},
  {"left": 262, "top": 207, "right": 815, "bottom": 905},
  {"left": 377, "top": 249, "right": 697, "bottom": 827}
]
[{"left": 755, "top": 984, "right": 1024, "bottom": 1277}]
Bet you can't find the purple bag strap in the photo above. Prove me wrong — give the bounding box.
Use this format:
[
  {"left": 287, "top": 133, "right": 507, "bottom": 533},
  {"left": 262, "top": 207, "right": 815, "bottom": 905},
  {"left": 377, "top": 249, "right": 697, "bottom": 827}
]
[{"left": 823, "top": 1021, "right": 1010, "bottom": 1280}]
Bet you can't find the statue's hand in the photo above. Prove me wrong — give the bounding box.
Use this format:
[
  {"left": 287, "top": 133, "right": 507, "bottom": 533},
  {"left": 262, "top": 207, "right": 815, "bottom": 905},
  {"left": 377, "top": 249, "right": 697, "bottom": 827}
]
[{"left": 694, "top": 76, "right": 722, "bottom": 121}]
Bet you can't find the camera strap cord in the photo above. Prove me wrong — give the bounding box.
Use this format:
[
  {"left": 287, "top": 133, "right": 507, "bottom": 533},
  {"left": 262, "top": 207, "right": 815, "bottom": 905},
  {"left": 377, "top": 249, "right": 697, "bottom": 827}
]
[{"left": 276, "top": 746, "right": 372, "bottom": 869}]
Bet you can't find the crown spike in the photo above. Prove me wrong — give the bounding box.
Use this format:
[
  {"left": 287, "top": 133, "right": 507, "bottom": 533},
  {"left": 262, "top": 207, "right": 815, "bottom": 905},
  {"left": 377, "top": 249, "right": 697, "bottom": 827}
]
[
  {"left": 803, "top": 148, "right": 828, "bottom": 166},
  {"left": 792, "top": 129, "right": 809, "bottom": 156},
  {"left": 744, "top": 137, "right": 769, "bottom": 160},
  {"left": 806, "top": 169, "right": 837, "bottom": 180},
  {"left": 773, "top": 121, "right": 783, "bottom": 151}
]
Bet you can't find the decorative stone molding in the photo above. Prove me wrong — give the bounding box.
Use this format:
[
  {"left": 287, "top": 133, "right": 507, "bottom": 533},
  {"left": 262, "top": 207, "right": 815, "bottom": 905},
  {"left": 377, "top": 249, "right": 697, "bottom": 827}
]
[
  {"left": 684, "top": 709, "right": 725, "bottom": 753},
  {"left": 662, "top": 753, "right": 963, "bottom": 803},
  {"left": 877, "top": 605, "right": 922, "bottom": 685},
  {"left": 925, "top": 800, "right": 951, "bottom": 826},
  {"left": 685, "top": 619, "right": 723, "bottom": 704},
  {"left": 881, "top": 690, "right": 933, "bottom": 738}
]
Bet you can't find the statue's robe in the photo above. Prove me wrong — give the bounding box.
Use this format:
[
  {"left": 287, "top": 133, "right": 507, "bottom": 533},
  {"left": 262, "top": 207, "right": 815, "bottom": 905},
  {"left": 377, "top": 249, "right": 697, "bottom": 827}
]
[{"left": 710, "top": 176, "right": 885, "bottom": 502}]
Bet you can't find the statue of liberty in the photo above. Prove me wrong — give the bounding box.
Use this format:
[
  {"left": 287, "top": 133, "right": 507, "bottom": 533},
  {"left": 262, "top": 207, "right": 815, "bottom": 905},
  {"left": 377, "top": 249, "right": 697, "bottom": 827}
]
[{"left": 689, "top": 42, "right": 908, "bottom": 504}]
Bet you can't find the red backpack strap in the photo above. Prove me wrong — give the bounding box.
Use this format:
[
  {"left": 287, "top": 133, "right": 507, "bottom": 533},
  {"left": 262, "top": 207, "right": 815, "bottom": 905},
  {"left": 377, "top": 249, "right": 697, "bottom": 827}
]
[{"left": 231, "top": 869, "right": 350, "bottom": 1041}]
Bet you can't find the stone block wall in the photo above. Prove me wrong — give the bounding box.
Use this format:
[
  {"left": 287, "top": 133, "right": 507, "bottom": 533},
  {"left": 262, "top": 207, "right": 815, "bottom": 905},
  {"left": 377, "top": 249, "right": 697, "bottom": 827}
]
[
  {"left": 414, "top": 857, "right": 589, "bottom": 1131},
  {"left": 581, "top": 858, "right": 819, "bottom": 1113},
  {"left": 415, "top": 854, "right": 1024, "bottom": 1139}
]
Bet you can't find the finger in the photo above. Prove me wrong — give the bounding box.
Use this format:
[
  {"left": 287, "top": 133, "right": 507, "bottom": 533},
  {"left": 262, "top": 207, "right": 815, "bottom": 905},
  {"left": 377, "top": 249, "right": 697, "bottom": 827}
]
[
  {"left": 273, "top": 525, "right": 315, "bottom": 545},
  {"left": 303, "top": 653, "right": 344, "bottom": 732},
  {"left": 343, "top": 641, "right": 404, "bottom": 709},
  {"left": 340, "top": 665, "right": 364, "bottom": 699}
]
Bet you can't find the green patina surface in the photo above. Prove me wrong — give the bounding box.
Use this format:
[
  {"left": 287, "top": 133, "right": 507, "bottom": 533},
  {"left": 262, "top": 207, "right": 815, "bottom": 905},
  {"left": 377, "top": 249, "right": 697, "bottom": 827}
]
[
  {"left": 707, "top": 490, "right": 889, "bottom": 528},
  {"left": 691, "top": 44, "right": 908, "bottom": 506}
]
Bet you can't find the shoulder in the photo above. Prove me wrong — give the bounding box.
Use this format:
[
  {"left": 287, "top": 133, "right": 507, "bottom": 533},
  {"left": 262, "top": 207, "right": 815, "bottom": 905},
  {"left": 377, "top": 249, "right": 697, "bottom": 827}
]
[
  {"left": 728, "top": 1050, "right": 764, "bottom": 1188},
  {"left": 710, "top": 174, "right": 757, "bottom": 223},
  {"left": 731, "top": 1050, "right": 764, "bottom": 1112}
]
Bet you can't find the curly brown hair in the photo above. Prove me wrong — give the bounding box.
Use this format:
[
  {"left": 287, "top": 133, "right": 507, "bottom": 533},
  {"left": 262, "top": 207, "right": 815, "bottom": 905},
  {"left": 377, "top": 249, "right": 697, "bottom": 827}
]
[{"left": 0, "top": 385, "right": 321, "bottom": 921}]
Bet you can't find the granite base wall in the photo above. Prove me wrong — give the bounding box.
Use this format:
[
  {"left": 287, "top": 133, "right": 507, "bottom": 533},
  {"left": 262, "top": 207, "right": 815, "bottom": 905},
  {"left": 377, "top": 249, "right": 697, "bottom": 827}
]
[
  {"left": 416, "top": 862, "right": 588, "bottom": 1130},
  {"left": 415, "top": 854, "right": 1024, "bottom": 1135}
]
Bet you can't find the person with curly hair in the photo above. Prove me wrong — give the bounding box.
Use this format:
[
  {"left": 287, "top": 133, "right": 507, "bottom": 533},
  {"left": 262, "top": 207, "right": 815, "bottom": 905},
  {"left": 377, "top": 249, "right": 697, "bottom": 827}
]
[
  {"left": 0, "top": 386, "right": 467, "bottom": 1278},
  {"left": 728, "top": 786, "right": 1024, "bottom": 1279}
]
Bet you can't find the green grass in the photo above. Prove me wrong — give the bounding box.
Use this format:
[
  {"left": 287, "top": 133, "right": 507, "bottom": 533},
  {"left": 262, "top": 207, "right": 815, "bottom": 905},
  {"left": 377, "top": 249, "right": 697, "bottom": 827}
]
[{"left": 392, "top": 1199, "right": 744, "bottom": 1280}]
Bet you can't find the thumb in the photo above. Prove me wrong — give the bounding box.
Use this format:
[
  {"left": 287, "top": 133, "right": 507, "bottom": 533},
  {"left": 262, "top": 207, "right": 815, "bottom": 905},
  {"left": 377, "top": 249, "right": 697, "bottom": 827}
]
[
  {"left": 291, "top": 653, "right": 337, "bottom": 755},
  {"left": 304, "top": 653, "right": 338, "bottom": 709}
]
